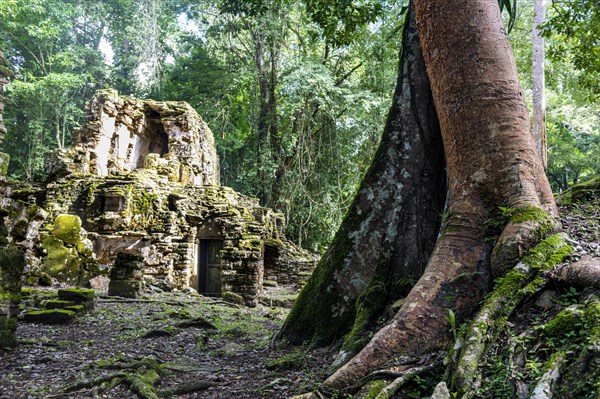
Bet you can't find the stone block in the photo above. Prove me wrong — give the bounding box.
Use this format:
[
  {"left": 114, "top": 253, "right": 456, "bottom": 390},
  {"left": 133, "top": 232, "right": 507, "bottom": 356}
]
[
  {"left": 44, "top": 299, "right": 76, "bottom": 309},
  {"left": 57, "top": 288, "right": 95, "bottom": 302},
  {"left": 108, "top": 279, "right": 144, "bottom": 298},
  {"left": 23, "top": 309, "right": 76, "bottom": 324},
  {"left": 52, "top": 214, "right": 83, "bottom": 245}
]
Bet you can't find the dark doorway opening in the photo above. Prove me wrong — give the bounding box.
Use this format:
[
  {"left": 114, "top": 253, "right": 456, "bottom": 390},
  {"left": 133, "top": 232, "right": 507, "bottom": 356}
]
[{"left": 197, "top": 240, "right": 223, "bottom": 296}]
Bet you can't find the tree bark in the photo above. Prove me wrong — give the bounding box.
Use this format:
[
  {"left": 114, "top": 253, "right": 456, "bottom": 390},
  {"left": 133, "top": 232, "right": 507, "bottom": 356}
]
[
  {"left": 322, "top": 0, "right": 558, "bottom": 390},
  {"left": 533, "top": 0, "right": 547, "bottom": 169},
  {"left": 255, "top": 26, "right": 282, "bottom": 207},
  {"left": 279, "top": 6, "right": 446, "bottom": 351},
  {"left": 255, "top": 33, "right": 270, "bottom": 205},
  {"left": 0, "top": 48, "right": 9, "bottom": 145}
]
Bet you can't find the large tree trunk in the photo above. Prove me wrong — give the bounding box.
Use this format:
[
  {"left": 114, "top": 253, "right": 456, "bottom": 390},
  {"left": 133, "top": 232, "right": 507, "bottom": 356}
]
[
  {"left": 278, "top": 7, "right": 446, "bottom": 351},
  {"left": 533, "top": 0, "right": 547, "bottom": 169},
  {"left": 322, "top": 0, "right": 558, "bottom": 390}
]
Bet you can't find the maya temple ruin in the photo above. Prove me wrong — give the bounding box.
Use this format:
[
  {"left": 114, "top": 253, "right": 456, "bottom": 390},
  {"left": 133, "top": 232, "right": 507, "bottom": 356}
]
[{"left": 0, "top": 89, "right": 318, "bottom": 309}]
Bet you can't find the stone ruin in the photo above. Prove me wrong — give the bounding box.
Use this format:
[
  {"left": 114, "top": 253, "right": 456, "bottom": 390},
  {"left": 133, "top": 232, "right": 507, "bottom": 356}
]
[
  {"left": 3, "top": 89, "right": 318, "bottom": 307},
  {"left": 45, "top": 90, "right": 219, "bottom": 186},
  {"left": 1, "top": 48, "right": 27, "bottom": 347}
]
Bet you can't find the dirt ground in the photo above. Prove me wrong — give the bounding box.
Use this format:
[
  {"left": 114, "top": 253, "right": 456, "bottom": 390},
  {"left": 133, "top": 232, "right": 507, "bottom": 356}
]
[
  {"left": 0, "top": 288, "right": 335, "bottom": 399},
  {"left": 1, "top": 198, "right": 597, "bottom": 399}
]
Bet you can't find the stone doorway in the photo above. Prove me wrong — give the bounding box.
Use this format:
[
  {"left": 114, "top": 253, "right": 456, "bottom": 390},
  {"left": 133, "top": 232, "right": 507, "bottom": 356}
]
[{"left": 197, "top": 239, "right": 223, "bottom": 295}]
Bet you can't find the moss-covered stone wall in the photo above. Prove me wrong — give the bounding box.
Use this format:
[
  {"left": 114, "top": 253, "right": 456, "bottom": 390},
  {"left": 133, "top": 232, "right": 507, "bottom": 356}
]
[
  {"left": 40, "top": 169, "right": 317, "bottom": 305},
  {"left": 0, "top": 90, "right": 318, "bottom": 305},
  {"left": 0, "top": 210, "right": 26, "bottom": 348},
  {"left": 0, "top": 47, "right": 12, "bottom": 145},
  {"left": 14, "top": 90, "right": 318, "bottom": 306}
]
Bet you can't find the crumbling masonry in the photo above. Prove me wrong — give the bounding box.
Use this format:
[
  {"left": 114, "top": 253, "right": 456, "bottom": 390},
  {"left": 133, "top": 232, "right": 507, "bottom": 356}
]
[{"left": 11, "top": 90, "right": 317, "bottom": 306}]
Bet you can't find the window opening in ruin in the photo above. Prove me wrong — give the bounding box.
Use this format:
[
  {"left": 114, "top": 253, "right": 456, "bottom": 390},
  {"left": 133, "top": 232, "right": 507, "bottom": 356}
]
[
  {"left": 132, "top": 114, "right": 170, "bottom": 169},
  {"left": 197, "top": 239, "right": 223, "bottom": 296},
  {"left": 99, "top": 194, "right": 124, "bottom": 212}
]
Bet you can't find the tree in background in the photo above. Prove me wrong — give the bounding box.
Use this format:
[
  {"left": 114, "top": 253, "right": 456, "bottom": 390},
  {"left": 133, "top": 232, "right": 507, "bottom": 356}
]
[
  {"left": 511, "top": 0, "right": 600, "bottom": 191},
  {"left": 158, "top": 0, "right": 403, "bottom": 251},
  {"left": 0, "top": 0, "right": 180, "bottom": 180},
  {"left": 543, "top": 0, "right": 600, "bottom": 98},
  {"left": 0, "top": 0, "right": 102, "bottom": 179},
  {"left": 0, "top": 0, "right": 597, "bottom": 252},
  {"left": 532, "top": 0, "right": 547, "bottom": 169}
]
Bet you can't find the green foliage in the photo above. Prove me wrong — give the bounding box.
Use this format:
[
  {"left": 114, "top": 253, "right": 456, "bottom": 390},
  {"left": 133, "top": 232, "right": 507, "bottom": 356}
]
[
  {"left": 447, "top": 309, "right": 457, "bottom": 339},
  {"left": 546, "top": 104, "right": 600, "bottom": 192},
  {"left": 508, "top": 1, "right": 599, "bottom": 193},
  {"left": 159, "top": 0, "right": 402, "bottom": 251},
  {"left": 542, "top": 0, "right": 600, "bottom": 97},
  {"left": 264, "top": 350, "right": 308, "bottom": 371},
  {"left": 498, "top": 0, "right": 517, "bottom": 33},
  {"left": 303, "top": 0, "right": 383, "bottom": 46},
  {"left": 1, "top": 0, "right": 598, "bottom": 254}
]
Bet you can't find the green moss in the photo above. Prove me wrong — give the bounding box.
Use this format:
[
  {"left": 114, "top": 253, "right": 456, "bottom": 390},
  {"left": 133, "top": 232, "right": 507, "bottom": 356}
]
[
  {"left": 342, "top": 260, "right": 389, "bottom": 355},
  {"left": 44, "top": 299, "right": 76, "bottom": 309},
  {"left": 10, "top": 220, "right": 29, "bottom": 239},
  {"left": 38, "top": 273, "right": 52, "bottom": 286},
  {"left": 128, "top": 190, "right": 164, "bottom": 231},
  {"left": 265, "top": 350, "right": 307, "bottom": 371},
  {"left": 0, "top": 317, "right": 18, "bottom": 349},
  {"left": 26, "top": 205, "right": 40, "bottom": 219},
  {"left": 558, "top": 175, "right": 600, "bottom": 204},
  {"left": 264, "top": 238, "right": 284, "bottom": 248},
  {"left": 23, "top": 309, "right": 76, "bottom": 324},
  {"left": 456, "top": 234, "right": 572, "bottom": 387},
  {"left": 541, "top": 306, "right": 584, "bottom": 338},
  {"left": 64, "top": 305, "right": 85, "bottom": 313},
  {"left": 58, "top": 288, "right": 95, "bottom": 302},
  {"left": 222, "top": 291, "right": 244, "bottom": 305},
  {"left": 52, "top": 214, "right": 82, "bottom": 245},
  {"left": 238, "top": 235, "right": 262, "bottom": 251},
  {"left": 26, "top": 275, "right": 39, "bottom": 285},
  {"left": 486, "top": 206, "right": 555, "bottom": 249},
  {"left": 41, "top": 235, "right": 82, "bottom": 283},
  {"left": 584, "top": 300, "right": 600, "bottom": 343},
  {"left": 360, "top": 380, "right": 387, "bottom": 398},
  {"left": 86, "top": 181, "right": 100, "bottom": 206},
  {"left": 128, "top": 367, "right": 161, "bottom": 399},
  {"left": 0, "top": 245, "right": 26, "bottom": 294},
  {"left": 0, "top": 152, "right": 10, "bottom": 177},
  {"left": 508, "top": 206, "right": 552, "bottom": 224},
  {"left": 21, "top": 287, "right": 40, "bottom": 297},
  {"left": 547, "top": 299, "right": 600, "bottom": 399}
]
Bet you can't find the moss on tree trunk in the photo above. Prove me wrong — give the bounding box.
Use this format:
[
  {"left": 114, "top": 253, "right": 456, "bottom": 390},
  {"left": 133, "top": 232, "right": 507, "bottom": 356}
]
[{"left": 279, "top": 3, "right": 445, "bottom": 349}]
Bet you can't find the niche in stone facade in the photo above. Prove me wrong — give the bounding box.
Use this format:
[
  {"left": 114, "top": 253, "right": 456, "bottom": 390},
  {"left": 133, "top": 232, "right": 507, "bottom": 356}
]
[{"left": 131, "top": 112, "right": 169, "bottom": 170}]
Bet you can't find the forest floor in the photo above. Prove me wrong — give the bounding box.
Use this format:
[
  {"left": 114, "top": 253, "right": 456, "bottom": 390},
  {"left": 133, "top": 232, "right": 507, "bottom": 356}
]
[
  {"left": 0, "top": 198, "right": 598, "bottom": 399},
  {"left": 0, "top": 286, "right": 336, "bottom": 399}
]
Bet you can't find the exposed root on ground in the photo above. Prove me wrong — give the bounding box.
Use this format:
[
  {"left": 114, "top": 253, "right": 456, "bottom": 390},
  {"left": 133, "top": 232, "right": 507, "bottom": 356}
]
[
  {"left": 449, "top": 234, "right": 571, "bottom": 397},
  {"left": 61, "top": 356, "right": 217, "bottom": 399}
]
